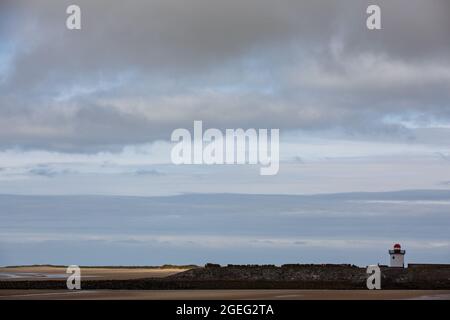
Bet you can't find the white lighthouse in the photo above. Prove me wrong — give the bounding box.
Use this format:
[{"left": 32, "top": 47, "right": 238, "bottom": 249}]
[{"left": 389, "top": 243, "right": 405, "bottom": 268}]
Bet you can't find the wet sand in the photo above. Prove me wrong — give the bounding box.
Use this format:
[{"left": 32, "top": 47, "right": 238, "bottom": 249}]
[
  {"left": 0, "top": 289, "right": 449, "bottom": 300},
  {"left": 0, "top": 266, "right": 186, "bottom": 281}
]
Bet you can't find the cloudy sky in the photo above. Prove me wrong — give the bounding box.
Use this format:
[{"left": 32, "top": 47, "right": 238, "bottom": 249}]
[
  {"left": 0, "top": 1, "right": 449, "bottom": 265},
  {"left": 1, "top": 192, "right": 449, "bottom": 266},
  {"left": 0, "top": 0, "right": 449, "bottom": 195}
]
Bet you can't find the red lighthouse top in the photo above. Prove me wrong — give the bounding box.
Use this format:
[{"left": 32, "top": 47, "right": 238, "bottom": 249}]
[{"left": 389, "top": 243, "right": 405, "bottom": 255}]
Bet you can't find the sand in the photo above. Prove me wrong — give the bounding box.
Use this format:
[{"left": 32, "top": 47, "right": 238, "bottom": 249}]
[
  {"left": 0, "top": 266, "right": 186, "bottom": 281},
  {"left": 0, "top": 289, "right": 449, "bottom": 300}
]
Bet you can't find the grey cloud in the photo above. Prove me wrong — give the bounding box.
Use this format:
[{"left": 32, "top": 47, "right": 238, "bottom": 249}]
[
  {"left": 6, "top": 0, "right": 449, "bottom": 90},
  {"left": 292, "top": 156, "right": 304, "bottom": 164},
  {"left": 28, "top": 165, "right": 75, "bottom": 177},
  {"left": 134, "top": 169, "right": 164, "bottom": 176},
  {"left": 1, "top": 0, "right": 449, "bottom": 151},
  {"left": 435, "top": 152, "right": 450, "bottom": 162}
]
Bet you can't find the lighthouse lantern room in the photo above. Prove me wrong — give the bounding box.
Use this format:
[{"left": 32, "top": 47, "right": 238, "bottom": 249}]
[{"left": 389, "top": 243, "right": 406, "bottom": 268}]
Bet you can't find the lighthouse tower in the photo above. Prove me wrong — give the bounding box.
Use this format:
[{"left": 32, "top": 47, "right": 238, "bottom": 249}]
[{"left": 389, "top": 243, "right": 405, "bottom": 268}]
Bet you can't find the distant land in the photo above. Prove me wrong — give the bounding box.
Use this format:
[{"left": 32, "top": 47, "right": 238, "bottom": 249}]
[{"left": 1, "top": 264, "right": 450, "bottom": 290}]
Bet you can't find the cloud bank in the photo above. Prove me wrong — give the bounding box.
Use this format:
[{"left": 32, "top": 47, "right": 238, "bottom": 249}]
[{"left": 1, "top": 0, "right": 449, "bottom": 152}]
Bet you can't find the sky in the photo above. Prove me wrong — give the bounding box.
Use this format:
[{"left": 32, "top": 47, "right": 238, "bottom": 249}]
[
  {"left": 1, "top": 192, "right": 449, "bottom": 266},
  {"left": 0, "top": 0, "right": 450, "bottom": 195},
  {"left": 0, "top": 1, "right": 449, "bottom": 265},
  {"left": 0, "top": 0, "right": 449, "bottom": 194}
]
